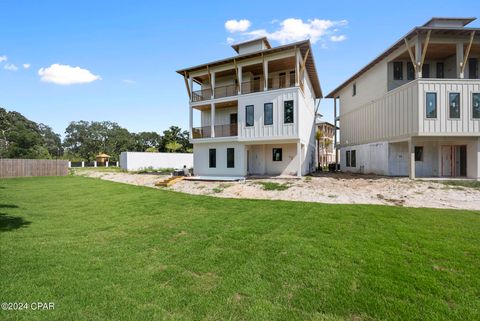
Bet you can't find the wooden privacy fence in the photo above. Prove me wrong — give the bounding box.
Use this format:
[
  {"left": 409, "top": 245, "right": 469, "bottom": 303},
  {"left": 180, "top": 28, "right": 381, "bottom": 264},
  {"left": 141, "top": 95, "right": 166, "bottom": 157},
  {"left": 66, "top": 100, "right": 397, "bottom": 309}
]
[{"left": 0, "top": 159, "right": 69, "bottom": 178}]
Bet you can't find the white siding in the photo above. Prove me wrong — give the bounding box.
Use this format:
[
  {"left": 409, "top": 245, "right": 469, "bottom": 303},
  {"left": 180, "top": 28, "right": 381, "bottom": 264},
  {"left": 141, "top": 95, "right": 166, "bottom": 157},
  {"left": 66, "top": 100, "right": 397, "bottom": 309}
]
[
  {"left": 193, "top": 142, "right": 246, "bottom": 176},
  {"left": 120, "top": 152, "right": 193, "bottom": 171}
]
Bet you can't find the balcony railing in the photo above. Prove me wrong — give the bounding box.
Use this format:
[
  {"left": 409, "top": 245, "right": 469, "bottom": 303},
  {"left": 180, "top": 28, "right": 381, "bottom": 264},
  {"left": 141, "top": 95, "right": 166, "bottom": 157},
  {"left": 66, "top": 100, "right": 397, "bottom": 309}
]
[
  {"left": 192, "top": 88, "right": 212, "bottom": 102},
  {"left": 214, "top": 84, "right": 237, "bottom": 99},
  {"left": 191, "top": 123, "right": 238, "bottom": 139},
  {"left": 241, "top": 79, "right": 263, "bottom": 94}
]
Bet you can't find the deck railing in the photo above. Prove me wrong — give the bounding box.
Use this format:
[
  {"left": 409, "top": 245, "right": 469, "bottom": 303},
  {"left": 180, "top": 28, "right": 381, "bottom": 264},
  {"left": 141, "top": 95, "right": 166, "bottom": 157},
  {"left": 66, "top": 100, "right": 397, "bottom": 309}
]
[
  {"left": 192, "top": 88, "right": 212, "bottom": 102},
  {"left": 214, "top": 84, "right": 237, "bottom": 99},
  {"left": 191, "top": 123, "right": 238, "bottom": 139}
]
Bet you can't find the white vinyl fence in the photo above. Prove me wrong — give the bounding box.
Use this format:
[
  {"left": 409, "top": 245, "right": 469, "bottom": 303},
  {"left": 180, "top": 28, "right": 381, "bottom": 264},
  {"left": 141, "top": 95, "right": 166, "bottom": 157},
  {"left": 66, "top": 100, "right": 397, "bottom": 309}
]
[{"left": 119, "top": 152, "right": 193, "bottom": 171}]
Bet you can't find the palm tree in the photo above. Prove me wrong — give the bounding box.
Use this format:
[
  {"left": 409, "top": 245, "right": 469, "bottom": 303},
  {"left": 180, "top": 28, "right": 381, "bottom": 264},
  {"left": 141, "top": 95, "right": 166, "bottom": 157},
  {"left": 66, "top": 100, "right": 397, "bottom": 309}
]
[{"left": 315, "top": 129, "right": 324, "bottom": 170}]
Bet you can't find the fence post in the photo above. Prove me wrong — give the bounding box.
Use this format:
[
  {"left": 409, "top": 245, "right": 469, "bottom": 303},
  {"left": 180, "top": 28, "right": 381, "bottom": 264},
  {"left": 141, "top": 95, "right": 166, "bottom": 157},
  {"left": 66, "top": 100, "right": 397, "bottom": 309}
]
[
  {"left": 94, "top": 161, "right": 97, "bottom": 167},
  {"left": 82, "top": 161, "right": 85, "bottom": 168}
]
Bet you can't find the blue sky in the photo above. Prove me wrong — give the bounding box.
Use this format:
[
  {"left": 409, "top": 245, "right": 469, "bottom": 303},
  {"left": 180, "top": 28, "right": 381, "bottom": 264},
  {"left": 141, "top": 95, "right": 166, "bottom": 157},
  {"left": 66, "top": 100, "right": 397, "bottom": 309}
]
[{"left": 1, "top": 0, "right": 479, "bottom": 136}]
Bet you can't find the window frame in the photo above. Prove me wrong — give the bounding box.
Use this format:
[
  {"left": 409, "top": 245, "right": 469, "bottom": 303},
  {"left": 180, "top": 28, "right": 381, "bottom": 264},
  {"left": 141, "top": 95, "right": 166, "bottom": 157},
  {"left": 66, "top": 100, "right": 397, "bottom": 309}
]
[
  {"left": 407, "top": 62, "right": 415, "bottom": 80},
  {"left": 209, "top": 149, "right": 216, "bottom": 168},
  {"left": 245, "top": 105, "right": 254, "bottom": 127},
  {"left": 352, "top": 83, "right": 357, "bottom": 96},
  {"left": 346, "top": 150, "right": 351, "bottom": 167},
  {"left": 393, "top": 62, "right": 403, "bottom": 80},
  {"left": 414, "top": 146, "right": 424, "bottom": 162},
  {"left": 448, "top": 92, "right": 461, "bottom": 119},
  {"left": 264, "top": 103, "right": 273, "bottom": 126},
  {"left": 425, "top": 92, "right": 437, "bottom": 119},
  {"left": 272, "top": 148, "right": 282, "bottom": 162},
  {"left": 284, "top": 100, "right": 294, "bottom": 124},
  {"left": 472, "top": 92, "right": 480, "bottom": 119},
  {"left": 227, "top": 148, "right": 235, "bottom": 168},
  {"left": 351, "top": 150, "right": 356, "bottom": 168}
]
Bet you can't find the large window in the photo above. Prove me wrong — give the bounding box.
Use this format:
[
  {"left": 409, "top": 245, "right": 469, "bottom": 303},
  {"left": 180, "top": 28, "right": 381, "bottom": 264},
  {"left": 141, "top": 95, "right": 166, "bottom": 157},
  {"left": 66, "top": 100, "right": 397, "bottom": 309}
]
[
  {"left": 436, "top": 63, "right": 444, "bottom": 78},
  {"left": 407, "top": 62, "right": 415, "bottom": 80},
  {"left": 469, "top": 58, "right": 478, "bottom": 79},
  {"left": 473, "top": 93, "right": 480, "bottom": 119},
  {"left": 393, "top": 62, "right": 403, "bottom": 80},
  {"left": 227, "top": 148, "right": 234, "bottom": 168},
  {"left": 426, "top": 92, "right": 437, "bottom": 118},
  {"left": 264, "top": 103, "right": 273, "bottom": 125},
  {"left": 352, "top": 83, "right": 357, "bottom": 96},
  {"left": 284, "top": 100, "right": 294, "bottom": 124},
  {"left": 272, "top": 148, "right": 282, "bottom": 162},
  {"left": 245, "top": 105, "right": 254, "bottom": 127},
  {"left": 415, "top": 146, "right": 424, "bottom": 161},
  {"left": 346, "top": 151, "right": 351, "bottom": 167},
  {"left": 209, "top": 149, "right": 216, "bottom": 168},
  {"left": 351, "top": 150, "right": 356, "bottom": 167},
  {"left": 422, "top": 64, "right": 430, "bottom": 78},
  {"left": 449, "top": 93, "right": 460, "bottom": 119}
]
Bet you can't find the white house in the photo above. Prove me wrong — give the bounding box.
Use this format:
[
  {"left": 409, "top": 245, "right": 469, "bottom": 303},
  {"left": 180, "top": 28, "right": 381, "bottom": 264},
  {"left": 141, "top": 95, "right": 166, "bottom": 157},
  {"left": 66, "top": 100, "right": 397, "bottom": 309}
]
[
  {"left": 327, "top": 17, "right": 480, "bottom": 179},
  {"left": 177, "top": 38, "right": 322, "bottom": 177}
]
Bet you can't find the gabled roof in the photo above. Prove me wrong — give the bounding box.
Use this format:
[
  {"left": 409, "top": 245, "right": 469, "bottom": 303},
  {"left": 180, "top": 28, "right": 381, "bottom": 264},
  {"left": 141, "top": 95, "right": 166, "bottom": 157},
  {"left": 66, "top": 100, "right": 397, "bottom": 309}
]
[
  {"left": 326, "top": 17, "right": 479, "bottom": 98},
  {"left": 176, "top": 40, "right": 322, "bottom": 98},
  {"left": 231, "top": 37, "right": 271, "bottom": 53}
]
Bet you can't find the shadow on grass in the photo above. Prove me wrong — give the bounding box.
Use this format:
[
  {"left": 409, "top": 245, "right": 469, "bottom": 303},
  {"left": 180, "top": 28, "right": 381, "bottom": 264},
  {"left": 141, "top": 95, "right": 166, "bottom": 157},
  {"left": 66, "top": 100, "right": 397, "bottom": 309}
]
[{"left": 0, "top": 204, "right": 31, "bottom": 232}]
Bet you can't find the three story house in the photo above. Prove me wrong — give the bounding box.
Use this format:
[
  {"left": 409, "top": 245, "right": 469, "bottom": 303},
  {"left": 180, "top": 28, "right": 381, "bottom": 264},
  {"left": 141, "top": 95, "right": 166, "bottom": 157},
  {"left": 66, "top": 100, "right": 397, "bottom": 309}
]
[
  {"left": 177, "top": 38, "right": 322, "bottom": 177},
  {"left": 327, "top": 18, "right": 480, "bottom": 179}
]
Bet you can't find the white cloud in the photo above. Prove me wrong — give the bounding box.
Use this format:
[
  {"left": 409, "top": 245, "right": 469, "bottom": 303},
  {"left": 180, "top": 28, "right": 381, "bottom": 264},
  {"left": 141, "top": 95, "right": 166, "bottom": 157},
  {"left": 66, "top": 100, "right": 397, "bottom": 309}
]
[
  {"left": 330, "top": 35, "right": 347, "bottom": 42},
  {"left": 4, "top": 63, "right": 18, "bottom": 71},
  {"left": 226, "top": 37, "right": 235, "bottom": 45},
  {"left": 0, "top": 55, "right": 7, "bottom": 63},
  {"left": 225, "top": 18, "right": 348, "bottom": 46},
  {"left": 122, "top": 79, "right": 136, "bottom": 84},
  {"left": 38, "top": 64, "right": 101, "bottom": 85},
  {"left": 23, "top": 63, "right": 31, "bottom": 69},
  {"left": 225, "top": 19, "right": 251, "bottom": 33}
]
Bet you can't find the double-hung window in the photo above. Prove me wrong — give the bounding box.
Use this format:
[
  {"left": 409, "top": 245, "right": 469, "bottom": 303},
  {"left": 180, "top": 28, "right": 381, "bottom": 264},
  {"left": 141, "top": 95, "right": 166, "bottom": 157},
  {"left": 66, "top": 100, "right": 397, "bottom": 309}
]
[
  {"left": 245, "top": 105, "right": 254, "bottom": 127},
  {"left": 449, "top": 93, "right": 460, "bottom": 119},
  {"left": 264, "top": 103, "right": 273, "bottom": 125},
  {"left": 426, "top": 92, "right": 437, "bottom": 118},
  {"left": 209, "top": 149, "right": 216, "bottom": 168}
]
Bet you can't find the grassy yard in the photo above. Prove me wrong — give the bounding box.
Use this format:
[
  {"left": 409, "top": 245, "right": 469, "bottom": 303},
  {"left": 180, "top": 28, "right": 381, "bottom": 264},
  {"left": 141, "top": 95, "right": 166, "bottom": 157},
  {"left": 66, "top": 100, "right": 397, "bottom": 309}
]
[{"left": 1, "top": 176, "right": 479, "bottom": 321}]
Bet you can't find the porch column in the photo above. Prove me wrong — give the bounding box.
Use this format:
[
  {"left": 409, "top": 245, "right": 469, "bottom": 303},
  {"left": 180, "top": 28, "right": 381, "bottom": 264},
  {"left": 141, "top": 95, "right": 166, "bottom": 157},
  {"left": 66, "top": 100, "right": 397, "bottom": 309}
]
[
  {"left": 188, "top": 76, "right": 193, "bottom": 102},
  {"left": 297, "top": 141, "right": 302, "bottom": 177},
  {"left": 334, "top": 97, "right": 339, "bottom": 171},
  {"left": 295, "top": 50, "right": 300, "bottom": 86},
  {"left": 211, "top": 72, "right": 216, "bottom": 99},
  {"left": 189, "top": 105, "right": 193, "bottom": 139},
  {"left": 456, "top": 42, "right": 464, "bottom": 78},
  {"left": 415, "top": 36, "right": 422, "bottom": 78},
  {"left": 408, "top": 138, "right": 415, "bottom": 179},
  {"left": 210, "top": 103, "right": 215, "bottom": 138},
  {"left": 238, "top": 65, "right": 242, "bottom": 95},
  {"left": 263, "top": 59, "right": 268, "bottom": 91}
]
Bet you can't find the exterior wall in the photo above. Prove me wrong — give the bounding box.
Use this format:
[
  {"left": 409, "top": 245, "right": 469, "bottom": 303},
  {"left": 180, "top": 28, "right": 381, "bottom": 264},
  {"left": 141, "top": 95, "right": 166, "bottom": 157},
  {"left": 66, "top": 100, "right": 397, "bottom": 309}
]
[
  {"left": 418, "top": 79, "right": 480, "bottom": 134},
  {"left": 340, "top": 142, "right": 389, "bottom": 175},
  {"left": 193, "top": 142, "right": 246, "bottom": 176},
  {"left": 119, "top": 152, "right": 193, "bottom": 171},
  {"left": 247, "top": 143, "right": 300, "bottom": 175},
  {"left": 340, "top": 80, "right": 419, "bottom": 146},
  {"left": 238, "top": 88, "right": 299, "bottom": 140}
]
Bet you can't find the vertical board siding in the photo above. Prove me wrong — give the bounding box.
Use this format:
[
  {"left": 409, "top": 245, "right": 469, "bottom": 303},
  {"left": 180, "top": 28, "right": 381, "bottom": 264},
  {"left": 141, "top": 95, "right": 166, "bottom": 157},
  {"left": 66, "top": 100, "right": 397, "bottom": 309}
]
[
  {"left": 418, "top": 79, "right": 480, "bottom": 134},
  {"left": 0, "top": 159, "right": 68, "bottom": 178},
  {"left": 340, "top": 80, "right": 418, "bottom": 146}
]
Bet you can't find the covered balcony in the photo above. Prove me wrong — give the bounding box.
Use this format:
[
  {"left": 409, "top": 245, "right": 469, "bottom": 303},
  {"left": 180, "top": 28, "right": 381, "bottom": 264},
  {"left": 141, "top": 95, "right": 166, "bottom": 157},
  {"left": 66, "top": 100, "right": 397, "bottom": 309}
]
[{"left": 190, "top": 100, "right": 238, "bottom": 140}]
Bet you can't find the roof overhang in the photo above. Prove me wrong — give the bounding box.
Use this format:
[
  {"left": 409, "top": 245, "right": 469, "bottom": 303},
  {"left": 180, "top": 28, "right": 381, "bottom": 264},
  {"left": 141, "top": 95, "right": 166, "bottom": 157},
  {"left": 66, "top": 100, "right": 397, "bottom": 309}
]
[
  {"left": 177, "top": 40, "right": 323, "bottom": 98},
  {"left": 231, "top": 37, "right": 271, "bottom": 53},
  {"left": 326, "top": 24, "right": 480, "bottom": 98}
]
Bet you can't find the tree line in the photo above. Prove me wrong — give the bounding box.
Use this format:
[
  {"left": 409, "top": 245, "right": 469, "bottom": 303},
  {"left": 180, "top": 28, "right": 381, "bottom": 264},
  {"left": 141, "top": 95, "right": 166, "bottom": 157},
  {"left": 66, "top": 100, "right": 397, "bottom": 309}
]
[{"left": 0, "top": 107, "right": 192, "bottom": 161}]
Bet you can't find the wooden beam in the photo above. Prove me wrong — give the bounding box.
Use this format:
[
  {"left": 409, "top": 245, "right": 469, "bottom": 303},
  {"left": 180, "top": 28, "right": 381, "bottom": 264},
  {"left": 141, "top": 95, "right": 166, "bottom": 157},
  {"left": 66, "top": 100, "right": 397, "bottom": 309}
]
[
  {"left": 233, "top": 59, "right": 239, "bottom": 91},
  {"left": 404, "top": 38, "right": 417, "bottom": 71},
  {"left": 183, "top": 72, "right": 191, "bottom": 100},
  {"left": 206, "top": 66, "right": 212, "bottom": 88},
  {"left": 299, "top": 48, "right": 310, "bottom": 80},
  {"left": 461, "top": 31, "right": 476, "bottom": 74},
  {"left": 420, "top": 30, "right": 431, "bottom": 68}
]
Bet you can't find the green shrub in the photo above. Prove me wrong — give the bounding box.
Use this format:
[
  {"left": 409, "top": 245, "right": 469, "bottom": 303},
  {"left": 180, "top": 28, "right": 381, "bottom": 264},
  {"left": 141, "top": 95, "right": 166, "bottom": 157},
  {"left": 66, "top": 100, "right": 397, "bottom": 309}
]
[{"left": 256, "top": 182, "right": 291, "bottom": 191}]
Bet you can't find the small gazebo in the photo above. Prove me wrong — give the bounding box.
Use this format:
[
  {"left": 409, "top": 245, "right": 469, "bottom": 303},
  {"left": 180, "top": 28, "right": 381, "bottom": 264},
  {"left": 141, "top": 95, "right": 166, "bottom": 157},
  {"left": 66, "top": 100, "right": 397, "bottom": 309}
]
[{"left": 95, "top": 153, "right": 110, "bottom": 164}]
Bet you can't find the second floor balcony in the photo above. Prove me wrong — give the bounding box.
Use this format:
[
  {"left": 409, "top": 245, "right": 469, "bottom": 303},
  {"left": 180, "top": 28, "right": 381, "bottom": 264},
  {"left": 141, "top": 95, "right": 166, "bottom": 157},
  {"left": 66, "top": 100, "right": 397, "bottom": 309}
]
[{"left": 192, "top": 123, "right": 238, "bottom": 139}]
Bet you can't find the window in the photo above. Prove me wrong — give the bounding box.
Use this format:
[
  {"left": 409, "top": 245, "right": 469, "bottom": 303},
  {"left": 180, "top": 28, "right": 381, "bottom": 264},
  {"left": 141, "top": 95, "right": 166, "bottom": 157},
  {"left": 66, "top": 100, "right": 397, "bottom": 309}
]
[
  {"left": 284, "top": 100, "right": 294, "bottom": 124},
  {"left": 289, "top": 71, "right": 295, "bottom": 86},
  {"left": 272, "top": 148, "right": 282, "bottom": 161},
  {"left": 473, "top": 93, "right": 480, "bottom": 119},
  {"left": 227, "top": 148, "right": 234, "bottom": 168},
  {"left": 209, "top": 149, "right": 216, "bottom": 168},
  {"left": 352, "top": 83, "right": 357, "bottom": 96},
  {"left": 279, "top": 72, "right": 286, "bottom": 88},
  {"left": 449, "top": 93, "right": 460, "bottom": 119},
  {"left": 407, "top": 62, "right": 415, "bottom": 80},
  {"left": 393, "top": 62, "right": 403, "bottom": 80},
  {"left": 351, "top": 150, "right": 356, "bottom": 167},
  {"left": 469, "top": 58, "right": 478, "bottom": 79},
  {"left": 426, "top": 92, "right": 437, "bottom": 118},
  {"left": 346, "top": 151, "right": 351, "bottom": 167},
  {"left": 414, "top": 146, "right": 423, "bottom": 161},
  {"left": 422, "top": 64, "right": 430, "bottom": 78},
  {"left": 245, "top": 105, "right": 254, "bottom": 127},
  {"left": 436, "top": 63, "right": 444, "bottom": 78},
  {"left": 264, "top": 103, "right": 273, "bottom": 125}
]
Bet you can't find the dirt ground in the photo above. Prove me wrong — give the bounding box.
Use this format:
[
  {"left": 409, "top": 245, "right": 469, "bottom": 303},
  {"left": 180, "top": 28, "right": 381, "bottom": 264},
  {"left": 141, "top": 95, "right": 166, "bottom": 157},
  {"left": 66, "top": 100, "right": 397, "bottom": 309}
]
[{"left": 74, "top": 170, "right": 480, "bottom": 211}]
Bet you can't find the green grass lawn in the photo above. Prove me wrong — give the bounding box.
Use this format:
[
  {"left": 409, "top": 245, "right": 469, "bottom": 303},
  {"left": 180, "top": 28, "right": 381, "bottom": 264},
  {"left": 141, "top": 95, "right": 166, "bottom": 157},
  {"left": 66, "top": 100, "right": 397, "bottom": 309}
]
[{"left": 1, "top": 176, "right": 479, "bottom": 321}]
